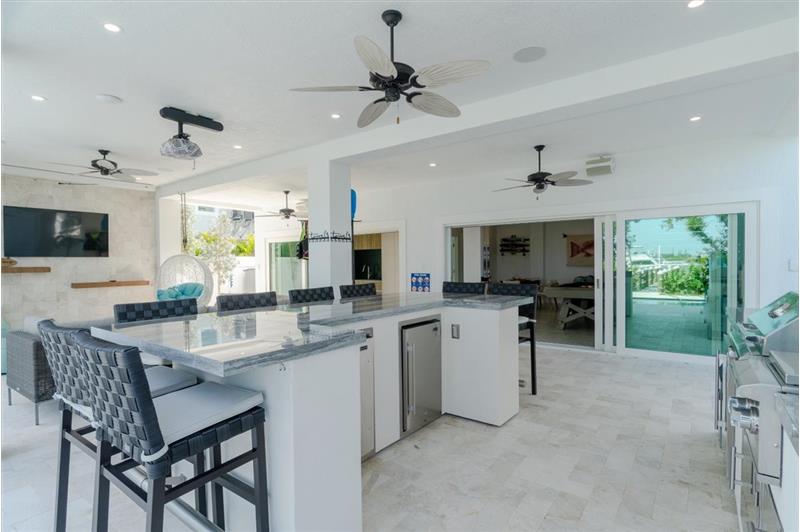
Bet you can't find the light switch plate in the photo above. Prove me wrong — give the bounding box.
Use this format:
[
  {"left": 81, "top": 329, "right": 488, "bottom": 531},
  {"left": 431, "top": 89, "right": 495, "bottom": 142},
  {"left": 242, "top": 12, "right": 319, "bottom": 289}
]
[{"left": 451, "top": 324, "right": 460, "bottom": 339}]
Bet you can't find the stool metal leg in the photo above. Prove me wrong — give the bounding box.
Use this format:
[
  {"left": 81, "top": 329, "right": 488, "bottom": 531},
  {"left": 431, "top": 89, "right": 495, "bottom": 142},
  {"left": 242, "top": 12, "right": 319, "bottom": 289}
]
[
  {"left": 92, "top": 440, "right": 112, "bottom": 532},
  {"left": 35, "top": 403, "right": 39, "bottom": 426},
  {"left": 252, "top": 423, "right": 270, "bottom": 532},
  {"left": 193, "top": 452, "right": 208, "bottom": 517},
  {"left": 210, "top": 444, "right": 225, "bottom": 529},
  {"left": 7, "top": 387, "right": 11, "bottom": 406},
  {"left": 53, "top": 409, "right": 72, "bottom": 532},
  {"left": 145, "top": 477, "right": 166, "bottom": 532},
  {"left": 529, "top": 321, "right": 537, "bottom": 396}
]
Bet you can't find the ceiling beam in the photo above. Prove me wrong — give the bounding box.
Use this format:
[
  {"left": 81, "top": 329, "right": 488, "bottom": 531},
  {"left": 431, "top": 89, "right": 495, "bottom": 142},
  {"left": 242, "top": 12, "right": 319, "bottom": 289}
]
[{"left": 157, "top": 18, "right": 798, "bottom": 198}]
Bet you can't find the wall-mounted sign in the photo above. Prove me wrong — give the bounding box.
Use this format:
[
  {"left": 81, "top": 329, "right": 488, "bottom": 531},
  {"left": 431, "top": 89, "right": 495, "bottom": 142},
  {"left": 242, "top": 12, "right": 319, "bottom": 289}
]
[
  {"left": 410, "top": 272, "right": 431, "bottom": 292},
  {"left": 308, "top": 230, "right": 352, "bottom": 243}
]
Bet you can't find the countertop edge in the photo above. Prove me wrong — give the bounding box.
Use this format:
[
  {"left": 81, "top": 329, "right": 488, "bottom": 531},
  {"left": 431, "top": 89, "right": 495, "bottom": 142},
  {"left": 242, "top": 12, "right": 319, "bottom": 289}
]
[
  {"left": 92, "top": 326, "right": 367, "bottom": 378},
  {"left": 309, "top": 295, "right": 530, "bottom": 327}
]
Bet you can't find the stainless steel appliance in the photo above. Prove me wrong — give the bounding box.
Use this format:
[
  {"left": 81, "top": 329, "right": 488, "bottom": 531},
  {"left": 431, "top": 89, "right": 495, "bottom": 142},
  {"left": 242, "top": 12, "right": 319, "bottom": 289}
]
[
  {"left": 716, "top": 292, "right": 799, "bottom": 532},
  {"left": 716, "top": 292, "right": 799, "bottom": 445},
  {"left": 360, "top": 328, "right": 375, "bottom": 460},
  {"left": 400, "top": 318, "right": 442, "bottom": 437}
]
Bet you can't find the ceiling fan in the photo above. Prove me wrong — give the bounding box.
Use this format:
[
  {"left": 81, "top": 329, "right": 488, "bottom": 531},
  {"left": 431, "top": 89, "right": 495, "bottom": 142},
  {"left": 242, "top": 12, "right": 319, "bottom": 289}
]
[
  {"left": 256, "top": 191, "right": 308, "bottom": 220},
  {"left": 291, "top": 9, "right": 490, "bottom": 128},
  {"left": 2, "top": 149, "right": 158, "bottom": 184},
  {"left": 492, "top": 145, "right": 592, "bottom": 198}
]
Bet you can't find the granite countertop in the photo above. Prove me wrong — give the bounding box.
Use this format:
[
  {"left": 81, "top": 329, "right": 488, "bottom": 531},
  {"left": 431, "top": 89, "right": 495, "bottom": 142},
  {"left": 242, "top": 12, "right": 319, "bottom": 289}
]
[
  {"left": 92, "top": 309, "right": 365, "bottom": 377},
  {"left": 90, "top": 292, "right": 529, "bottom": 377},
  {"left": 775, "top": 392, "right": 799, "bottom": 454},
  {"left": 284, "top": 292, "right": 532, "bottom": 327}
]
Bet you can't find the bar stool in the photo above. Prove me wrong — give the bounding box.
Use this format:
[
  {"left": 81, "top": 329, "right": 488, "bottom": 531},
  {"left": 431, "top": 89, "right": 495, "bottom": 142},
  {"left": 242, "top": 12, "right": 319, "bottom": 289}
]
[
  {"left": 216, "top": 291, "right": 277, "bottom": 311},
  {"left": 288, "top": 286, "right": 334, "bottom": 304},
  {"left": 38, "top": 320, "right": 200, "bottom": 532},
  {"left": 113, "top": 299, "right": 199, "bottom": 365},
  {"left": 442, "top": 281, "right": 486, "bottom": 295},
  {"left": 339, "top": 283, "right": 376, "bottom": 299},
  {"left": 487, "top": 283, "right": 538, "bottom": 395},
  {"left": 113, "top": 299, "right": 199, "bottom": 324},
  {"left": 72, "top": 331, "right": 269, "bottom": 532}
]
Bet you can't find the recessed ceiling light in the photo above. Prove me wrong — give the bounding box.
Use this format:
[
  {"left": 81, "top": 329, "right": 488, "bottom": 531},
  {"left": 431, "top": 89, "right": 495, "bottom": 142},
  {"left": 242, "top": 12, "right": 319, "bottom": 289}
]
[
  {"left": 96, "top": 93, "right": 123, "bottom": 104},
  {"left": 689, "top": 115, "right": 702, "bottom": 122},
  {"left": 233, "top": 145, "right": 243, "bottom": 150},
  {"left": 429, "top": 162, "right": 437, "bottom": 168},
  {"left": 513, "top": 46, "right": 547, "bottom": 64},
  {"left": 134, "top": 177, "right": 143, "bottom": 181},
  {"left": 31, "top": 95, "right": 47, "bottom": 102},
  {"left": 331, "top": 113, "right": 342, "bottom": 119},
  {"left": 687, "top": 0, "right": 705, "bottom": 8},
  {"left": 103, "top": 22, "right": 122, "bottom": 33}
]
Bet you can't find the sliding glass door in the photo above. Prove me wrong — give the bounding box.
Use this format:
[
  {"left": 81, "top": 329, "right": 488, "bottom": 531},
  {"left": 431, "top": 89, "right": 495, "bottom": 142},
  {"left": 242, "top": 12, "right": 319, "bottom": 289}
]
[
  {"left": 619, "top": 211, "right": 748, "bottom": 357},
  {"left": 268, "top": 240, "right": 307, "bottom": 295},
  {"left": 594, "top": 215, "right": 617, "bottom": 351}
]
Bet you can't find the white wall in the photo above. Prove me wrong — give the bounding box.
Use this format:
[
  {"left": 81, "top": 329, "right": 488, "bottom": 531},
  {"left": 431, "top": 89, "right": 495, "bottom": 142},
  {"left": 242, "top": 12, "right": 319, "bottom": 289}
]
[
  {"left": 490, "top": 223, "right": 543, "bottom": 281},
  {"left": 462, "top": 226, "right": 482, "bottom": 282},
  {"left": 542, "top": 219, "right": 595, "bottom": 284},
  {"left": 380, "top": 231, "right": 400, "bottom": 293},
  {"left": 489, "top": 220, "right": 593, "bottom": 284},
  {"left": 356, "top": 136, "right": 799, "bottom": 306},
  {"left": 1, "top": 175, "right": 157, "bottom": 329}
]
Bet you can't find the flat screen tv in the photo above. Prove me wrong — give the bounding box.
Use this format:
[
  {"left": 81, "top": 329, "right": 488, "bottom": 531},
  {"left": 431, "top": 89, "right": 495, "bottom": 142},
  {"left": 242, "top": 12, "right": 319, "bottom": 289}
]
[{"left": 3, "top": 206, "right": 109, "bottom": 257}]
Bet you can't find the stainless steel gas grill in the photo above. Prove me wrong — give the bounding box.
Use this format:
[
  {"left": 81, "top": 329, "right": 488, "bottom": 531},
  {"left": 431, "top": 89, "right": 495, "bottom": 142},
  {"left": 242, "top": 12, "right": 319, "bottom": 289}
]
[
  {"left": 715, "top": 292, "right": 798, "bottom": 532},
  {"left": 716, "top": 292, "right": 799, "bottom": 445}
]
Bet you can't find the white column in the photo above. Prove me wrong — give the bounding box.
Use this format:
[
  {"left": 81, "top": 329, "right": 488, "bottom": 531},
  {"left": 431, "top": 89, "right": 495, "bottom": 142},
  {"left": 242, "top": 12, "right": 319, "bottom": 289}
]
[
  {"left": 156, "top": 196, "right": 182, "bottom": 265},
  {"left": 307, "top": 159, "right": 353, "bottom": 288},
  {"left": 462, "top": 226, "right": 482, "bottom": 282}
]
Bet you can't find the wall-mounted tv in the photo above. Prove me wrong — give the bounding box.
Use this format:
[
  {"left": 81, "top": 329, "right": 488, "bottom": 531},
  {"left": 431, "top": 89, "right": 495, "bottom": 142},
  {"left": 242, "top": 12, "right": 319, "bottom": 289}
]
[{"left": 3, "top": 206, "right": 109, "bottom": 257}]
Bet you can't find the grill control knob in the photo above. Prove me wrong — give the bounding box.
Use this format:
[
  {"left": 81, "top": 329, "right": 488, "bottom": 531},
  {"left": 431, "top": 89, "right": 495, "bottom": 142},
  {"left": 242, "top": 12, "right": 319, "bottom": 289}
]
[{"left": 731, "top": 406, "right": 759, "bottom": 434}]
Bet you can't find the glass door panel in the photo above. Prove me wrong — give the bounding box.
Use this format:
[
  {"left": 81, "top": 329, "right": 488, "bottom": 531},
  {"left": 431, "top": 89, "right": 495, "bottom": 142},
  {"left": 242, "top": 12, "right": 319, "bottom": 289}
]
[
  {"left": 594, "top": 216, "right": 617, "bottom": 351},
  {"left": 269, "top": 241, "right": 306, "bottom": 295},
  {"left": 623, "top": 213, "right": 745, "bottom": 356}
]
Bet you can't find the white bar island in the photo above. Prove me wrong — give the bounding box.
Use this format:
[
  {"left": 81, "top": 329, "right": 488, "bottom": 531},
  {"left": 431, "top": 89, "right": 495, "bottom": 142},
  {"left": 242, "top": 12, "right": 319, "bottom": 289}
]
[{"left": 92, "top": 291, "right": 528, "bottom": 532}]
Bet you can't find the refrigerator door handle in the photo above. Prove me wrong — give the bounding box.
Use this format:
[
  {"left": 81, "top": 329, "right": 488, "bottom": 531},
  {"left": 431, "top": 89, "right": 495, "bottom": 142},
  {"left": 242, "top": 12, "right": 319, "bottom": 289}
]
[
  {"left": 403, "top": 342, "right": 411, "bottom": 432},
  {"left": 409, "top": 343, "right": 416, "bottom": 414}
]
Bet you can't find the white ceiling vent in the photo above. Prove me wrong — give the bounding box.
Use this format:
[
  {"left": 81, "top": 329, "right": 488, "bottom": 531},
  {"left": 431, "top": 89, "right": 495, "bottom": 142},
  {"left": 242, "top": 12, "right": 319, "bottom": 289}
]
[{"left": 585, "top": 155, "right": 614, "bottom": 177}]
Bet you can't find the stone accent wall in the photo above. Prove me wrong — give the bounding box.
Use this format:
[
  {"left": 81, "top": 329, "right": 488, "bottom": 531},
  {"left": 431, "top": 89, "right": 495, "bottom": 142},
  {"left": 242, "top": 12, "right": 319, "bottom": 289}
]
[{"left": 1, "top": 175, "right": 157, "bottom": 329}]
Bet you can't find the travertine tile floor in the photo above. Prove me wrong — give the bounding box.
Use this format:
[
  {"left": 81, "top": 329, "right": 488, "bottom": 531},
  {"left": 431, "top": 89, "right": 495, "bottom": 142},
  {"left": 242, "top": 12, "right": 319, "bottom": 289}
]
[
  {"left": 2, "top": 345, "right": 736, "bottom": 531},
  {"left": 362, "top": 346, "right": 737, "bottom": 532}
]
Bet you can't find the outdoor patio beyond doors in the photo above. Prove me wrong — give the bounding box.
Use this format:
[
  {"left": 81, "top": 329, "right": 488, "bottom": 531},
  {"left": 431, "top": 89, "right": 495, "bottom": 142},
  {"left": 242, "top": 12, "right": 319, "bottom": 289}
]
[{"left": 621, "top": 212, "right": 746, "bottom": 357}]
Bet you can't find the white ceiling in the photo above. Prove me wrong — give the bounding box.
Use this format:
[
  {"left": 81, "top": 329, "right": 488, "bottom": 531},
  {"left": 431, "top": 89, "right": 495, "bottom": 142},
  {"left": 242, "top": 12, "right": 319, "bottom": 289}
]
[
  {"left": 350, "top": 70, "right": 799, "bottom": 188},
  {"left": 183, "top": 66, "right": 798, "bottom": 212},
  {"left": 2, "top": 1, "right": 796, "bottom": 187}
]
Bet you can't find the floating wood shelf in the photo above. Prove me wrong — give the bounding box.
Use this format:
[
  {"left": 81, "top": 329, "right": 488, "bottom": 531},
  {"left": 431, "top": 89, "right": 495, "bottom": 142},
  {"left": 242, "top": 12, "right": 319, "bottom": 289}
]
[
  {"left": 71, "top": 280, "right": 150, "bottom": 289},
  {"left": 2, "top": 266, "right": 52, "bottom": 274}
]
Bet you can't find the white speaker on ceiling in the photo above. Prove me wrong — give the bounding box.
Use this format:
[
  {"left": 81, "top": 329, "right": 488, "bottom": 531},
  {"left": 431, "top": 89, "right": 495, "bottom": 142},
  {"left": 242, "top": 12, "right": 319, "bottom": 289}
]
[{"left": 585, "top": 155, "right": 614, "bottom": 177}]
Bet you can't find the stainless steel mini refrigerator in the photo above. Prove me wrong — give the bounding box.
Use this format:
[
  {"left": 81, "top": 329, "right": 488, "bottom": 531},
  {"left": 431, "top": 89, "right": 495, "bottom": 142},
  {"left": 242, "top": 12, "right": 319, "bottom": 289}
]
[{"left": 400, "top": 319, "right": 442, "bottom": 436}]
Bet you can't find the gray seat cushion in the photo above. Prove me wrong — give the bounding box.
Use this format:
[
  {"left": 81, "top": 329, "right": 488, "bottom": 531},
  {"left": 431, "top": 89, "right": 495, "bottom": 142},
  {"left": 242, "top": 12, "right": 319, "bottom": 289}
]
[
  {"left": 145, "top": 366, "right": 198, "bottom": 398},
  {"left": 152, "top": 382, "right": 263, "bottom": 446}
]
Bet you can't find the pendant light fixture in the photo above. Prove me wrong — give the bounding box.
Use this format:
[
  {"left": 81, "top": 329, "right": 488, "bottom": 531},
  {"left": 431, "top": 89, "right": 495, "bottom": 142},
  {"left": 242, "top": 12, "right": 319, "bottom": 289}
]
[{"left": 159, "top": 107, "right": 224, "bottom": 163}]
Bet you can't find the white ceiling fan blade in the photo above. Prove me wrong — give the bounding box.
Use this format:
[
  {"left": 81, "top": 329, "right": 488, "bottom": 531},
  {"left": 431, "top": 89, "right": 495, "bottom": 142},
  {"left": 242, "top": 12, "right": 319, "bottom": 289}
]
[
  {"left": 407, "top": 92, "right": 461, "bottom": 118},
  {"left": 2, "top": 163, "right": 79, "bottom": 176},
  {"left": 291, "top": 85, "right": 373, "bottom": 92},
  {"left": 549, "top": 171, "right": 578, "bottom": 182},
  {"left": 117, "top": 168, "right": 159, "bottom": 177},
  {"left": 45, "top": 161, "right": 94, "bottom": 170},
  {"left": 493, "top": 184, "right": 534, "bottom": 192},
  {"left": 256, "top": 214, "right": 282, "bottom": 218},
  {"left": 357, "top": 98, "right": 390, "bottom": 128},
  {"left": 354, "top": 36, "right": 397, "bottom": 79},
  {"left": 505, "top": 178, "right": 532, "bottom": 183},
  {"left": 413, "top": 60, "right": 490, "bottom": 88},
  {"left": 552, "top": 179, "right": 593, "bottom": 187}
]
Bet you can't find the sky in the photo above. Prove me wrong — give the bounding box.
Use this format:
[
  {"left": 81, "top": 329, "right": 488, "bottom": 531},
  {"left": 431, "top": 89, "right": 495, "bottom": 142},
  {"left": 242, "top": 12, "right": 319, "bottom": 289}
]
[{"left": 627, "top": 216, "right": 728, "bottom": 257}]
